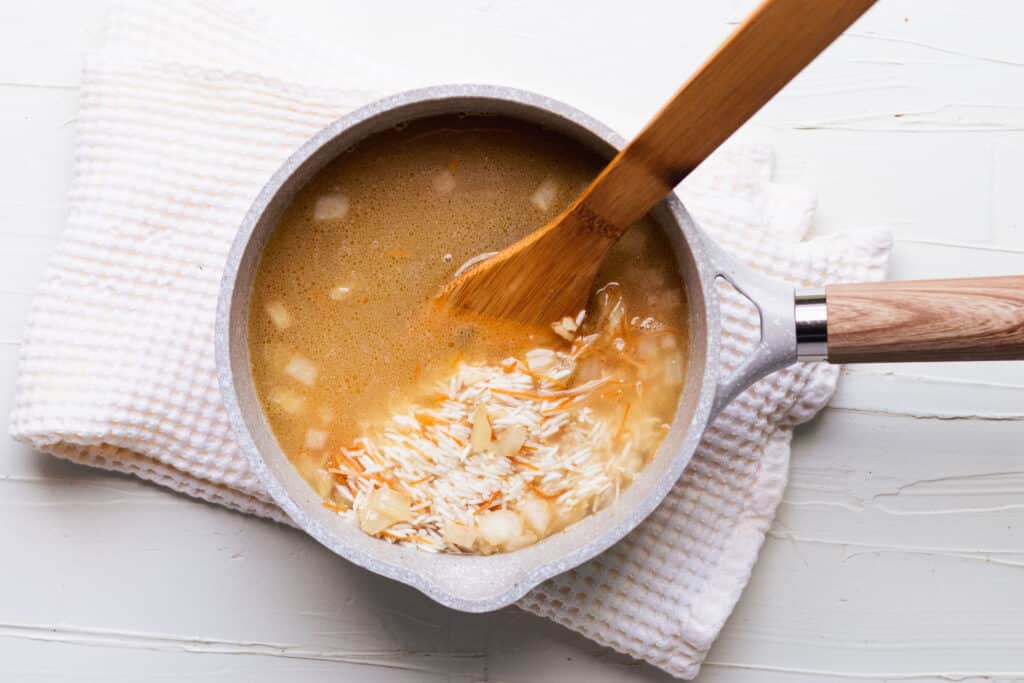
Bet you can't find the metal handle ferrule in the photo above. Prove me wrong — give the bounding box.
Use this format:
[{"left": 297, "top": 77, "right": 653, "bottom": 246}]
[{"left": 795, "top": 288, "right": 828, "bottom": 361}]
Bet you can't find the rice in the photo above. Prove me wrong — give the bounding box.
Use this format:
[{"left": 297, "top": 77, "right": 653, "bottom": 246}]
[{"left": 318, "top": 286, "right": 682, "bottom": 554}]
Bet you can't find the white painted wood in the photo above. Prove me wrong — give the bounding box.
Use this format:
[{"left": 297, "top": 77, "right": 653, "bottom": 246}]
[{"left": 1, "top": 1, "right": 1022, "bottom": 680}]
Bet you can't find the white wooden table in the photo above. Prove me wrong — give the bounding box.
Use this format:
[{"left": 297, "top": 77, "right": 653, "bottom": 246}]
[{"left": 3, "top": 1, "right": 1023, "bottom": 680}]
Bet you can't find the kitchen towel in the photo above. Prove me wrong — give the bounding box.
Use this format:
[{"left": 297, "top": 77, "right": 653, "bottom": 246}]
[{"left": 9, "top": 3, "right": 891, "bottom": 679}]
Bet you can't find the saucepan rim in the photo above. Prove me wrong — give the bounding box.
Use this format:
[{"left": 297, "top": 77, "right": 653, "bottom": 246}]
[{"left": 216, "top": 84, "right": 732, "bottom": 612}]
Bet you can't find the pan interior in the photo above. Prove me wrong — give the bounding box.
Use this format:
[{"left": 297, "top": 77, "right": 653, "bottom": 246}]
[{"left": 221, "top": 88, "right": 715, "bottom": 611}]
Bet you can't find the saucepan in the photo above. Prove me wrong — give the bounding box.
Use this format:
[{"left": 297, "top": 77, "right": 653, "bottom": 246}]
[{"left": 216, "top": 85, "right": 1024, "bottom": 612}]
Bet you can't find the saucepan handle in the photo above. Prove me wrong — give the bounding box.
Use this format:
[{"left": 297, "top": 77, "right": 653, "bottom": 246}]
[
  {"left": 707, "top": 244, "right": 798, "bottom": 416},
  {"left": 797, "top": 276, "right": 1024, "bottom": 363}
]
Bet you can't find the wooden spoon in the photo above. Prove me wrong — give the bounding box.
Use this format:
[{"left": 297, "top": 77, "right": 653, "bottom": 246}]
[{"left": 437, "top": 0, "right": 876, "bottom": 325}]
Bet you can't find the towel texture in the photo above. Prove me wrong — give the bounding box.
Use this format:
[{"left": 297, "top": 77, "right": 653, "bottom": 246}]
[{"left": 9, "top": 4, "right": 890, "bottom": 678}]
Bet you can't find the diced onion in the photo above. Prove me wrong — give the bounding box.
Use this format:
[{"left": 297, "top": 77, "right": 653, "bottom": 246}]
[
  {"left": 470, "top": 403, "right": 492, "bottom": 452},
  {"left": 525, "top": 348, "right": 556, "bottom": 372},
  {"left": 269, "top": 387, "right": 304, "bottom": 415},
  {"left": 530, "top": 177, "right": 559, "bottom": 212},
  {"left": 494, "top": 425, "right": 528, "bottom": 458},
  {"left": 477, "top": 510, "right": 523, "bottom": 546},
  {"left": 304, "top": 428, "right": 328, "bottom": 450},
  {"left": 551, "top": 315, "right": 578, "bottom": 341},
  {"left": 431, "top": 168, "right": 456, "bottom": 194},
  {"left": 285, "top": 354, "right": 318, "bottom": 386},
  {"left": 265, "top": 301, "right": 291, "bottom": 330},
  {"left": 520, "top": 496, "right": 553, "bottom": 535},
  {"left": 317, "top": 406, "right": 336, "bottom": 424},
  {"left": 504, "top": 531, "right": 539, "bottom": 551},
  {"left": 442, "top": 520, "right": 477, "bottom": 550},
  {"left": 313, "top": 193, "right": 350, "bottom": 221},
  {"left": 329, "top": 285, "right": 352, "bottom": 301},
  {"left": 358, "top": 487, "right": 412, "bottom": 534}
]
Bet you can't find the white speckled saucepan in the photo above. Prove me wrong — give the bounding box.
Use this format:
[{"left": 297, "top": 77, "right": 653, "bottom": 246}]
[{"left": 216, "top": 85, "right": 1024, "bottom": 613}]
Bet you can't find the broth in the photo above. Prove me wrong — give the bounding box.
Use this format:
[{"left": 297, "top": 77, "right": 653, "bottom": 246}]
[{"left": 249, "top": 115, "right": 689, "bottom": 553}]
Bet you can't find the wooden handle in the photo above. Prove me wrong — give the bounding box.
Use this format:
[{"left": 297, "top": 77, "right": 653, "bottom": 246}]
[
  {"left": 576, "top": 0, "right": 876, "bottom": 235},
  {"left": 826, "top": 276, "right": 1024, "bottom": 363}
]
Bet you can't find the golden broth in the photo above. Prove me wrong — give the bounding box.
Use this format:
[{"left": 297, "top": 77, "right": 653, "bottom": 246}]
[{"left": 249, "top": 115, "right": 689, "bottom": 552}]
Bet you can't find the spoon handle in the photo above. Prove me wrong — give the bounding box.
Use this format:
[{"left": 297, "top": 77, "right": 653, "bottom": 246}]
[{"left": 578, "top": 0, "right": 876, "bottom": 234}]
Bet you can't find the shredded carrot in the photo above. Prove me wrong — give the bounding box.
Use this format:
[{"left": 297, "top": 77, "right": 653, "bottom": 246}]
[
  {"left": 413, "top": 364, "right": 422, "bottom": 382},
  {"left": 384, "top": 248, "right": 413, "bottom": 259},
  {"left": 450, "top": 351, "right": 465, "bottom": 369},
  {"left": 542, "top": 396, "right": 575, "bottom": 414},
  {"left": 447, "top": 158, "right": 459, "bottom": 173},
  {"left": 361, "top": 448, "right": 386, "bottom": 466},
  {"left": 371, "top": 471, "right": 400, "bottom": 487},
  {"left": 408, "top": 535, "right": 434, "bottom": 546},
  {"left": 529, "top": 484, "right": 565, "bottom": 500},
  {"left": 322, "top": 500, "right": 347, "bottom": 513},
  {"left": 414, "top": 410, "right": 450, "bottom": 426},
  {"left": 407, "top": 475, "right": 433, "bottom": 486},
  {"left": 511, "top": 457, "right": 539, "bottom": 471},
  {"left": 326, "top": 469, "right": 350, "bottom": 484},
  {"left": 475, "top": 490, "right": 501, "bottom": 513},
  {"left": 337, "top": 452, "right": 365, "bottom": 473}
]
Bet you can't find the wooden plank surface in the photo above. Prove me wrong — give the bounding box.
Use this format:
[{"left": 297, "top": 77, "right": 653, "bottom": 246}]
[{"left": 2, "top": 1, "right": 1023, "bottom": 681}]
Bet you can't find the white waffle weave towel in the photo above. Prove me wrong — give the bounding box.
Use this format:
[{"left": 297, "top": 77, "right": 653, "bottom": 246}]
[{"left": 9, "top": 4, "right": 891, "bottom": 679}]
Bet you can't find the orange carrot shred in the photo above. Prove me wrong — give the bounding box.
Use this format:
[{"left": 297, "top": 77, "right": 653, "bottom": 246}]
[
  {"left": 529, "top": 484, "right": 565, "bottom": 500},
  {"left": 475, "top": 490, "right": 501, "bottom": 513},
  {"left": 414, "top": 410, "right": 449, "bottom": 426},
  {"left": 511, "top": 457, "right": 539, "bottom": 471},
  {"left": 322, "top": 500, "right": 347, "bottom": 513},
  {"left": 337, "top": 453, "right": 364, "bottom": 474}
]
